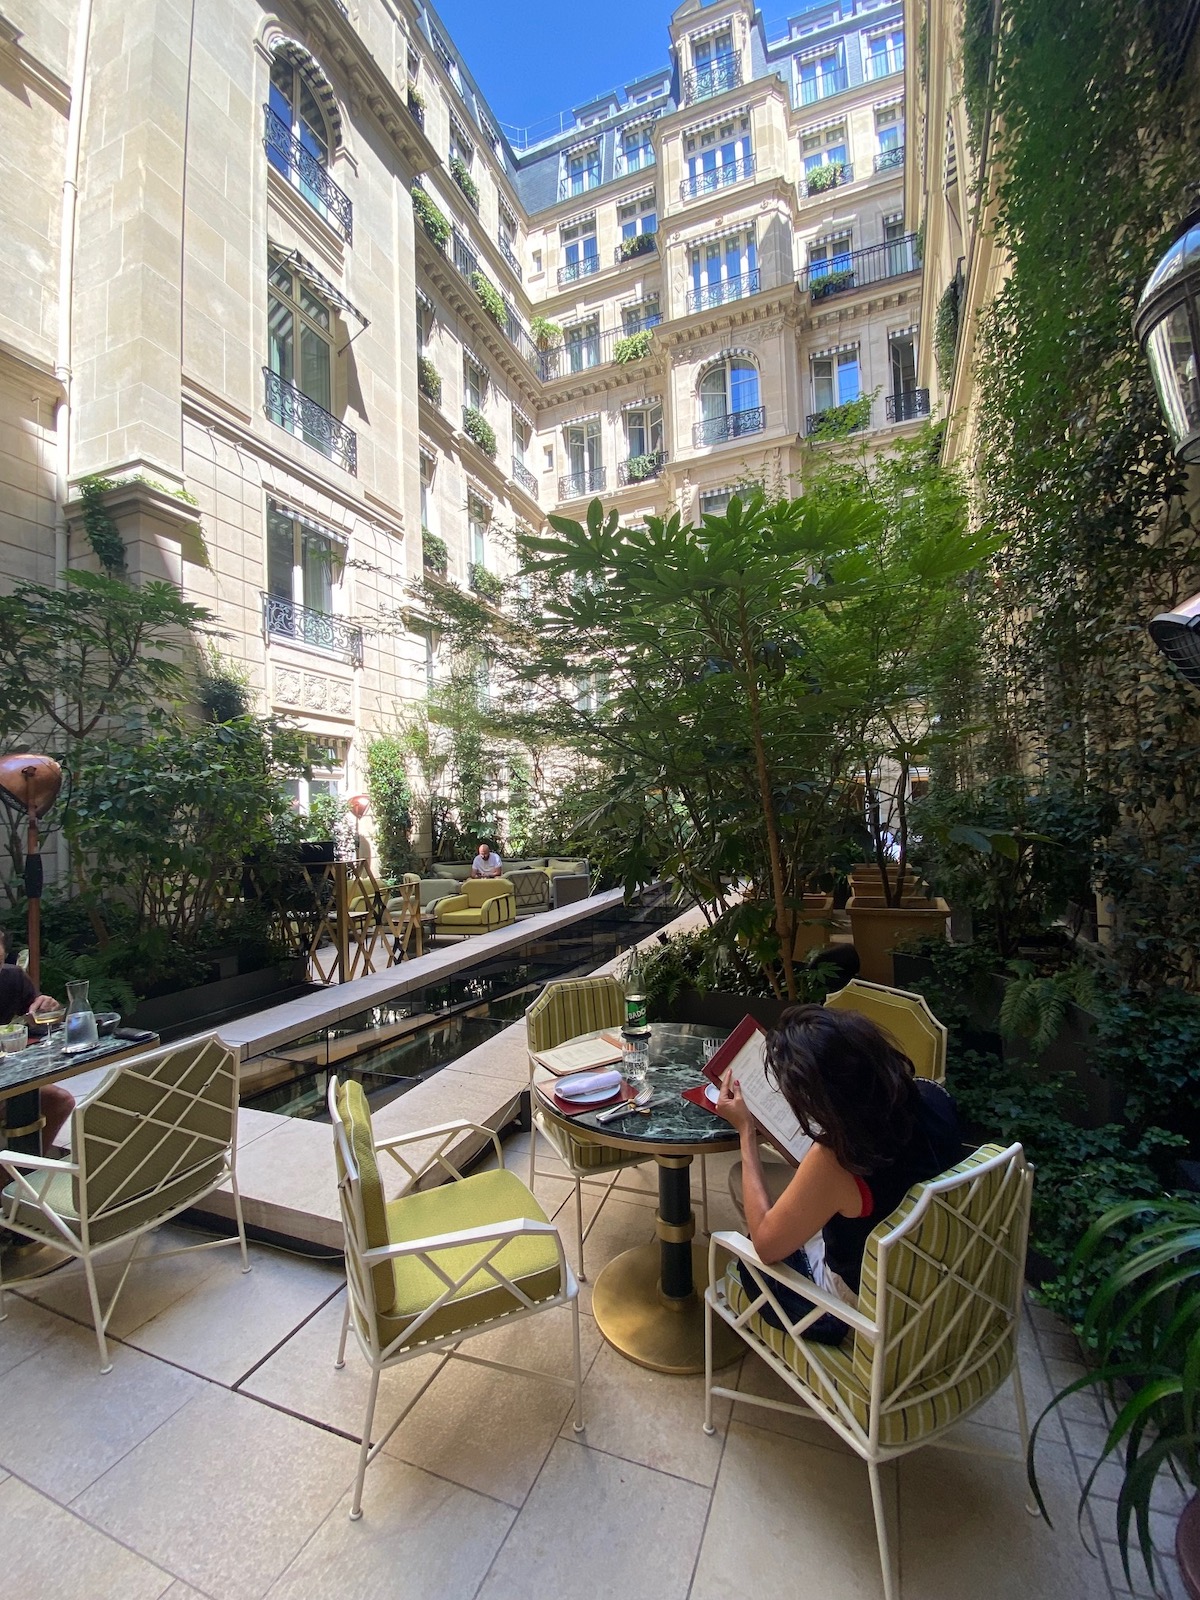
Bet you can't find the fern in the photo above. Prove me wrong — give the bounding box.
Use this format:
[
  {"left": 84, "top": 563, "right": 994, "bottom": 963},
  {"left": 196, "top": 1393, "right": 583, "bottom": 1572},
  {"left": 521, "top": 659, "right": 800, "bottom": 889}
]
[
  {"left": 999, "top": 962, "right": 1098, "bottom": 1055},
  {"left": 40, "top": 941, "right": 139, "bottom": 1017}
]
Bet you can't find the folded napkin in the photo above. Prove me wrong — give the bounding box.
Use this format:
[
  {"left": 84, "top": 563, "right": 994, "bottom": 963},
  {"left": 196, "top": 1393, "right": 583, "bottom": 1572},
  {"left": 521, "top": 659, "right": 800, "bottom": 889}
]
[{"left": 555, "top": 1068, "right": 623, "bottom": 1100}]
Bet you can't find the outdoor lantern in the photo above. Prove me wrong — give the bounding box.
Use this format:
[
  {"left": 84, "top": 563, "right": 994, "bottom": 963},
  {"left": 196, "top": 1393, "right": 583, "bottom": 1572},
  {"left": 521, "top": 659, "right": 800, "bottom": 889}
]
[
  {"left": 1135, "top": 208, "right": 1200, "bottom": 463},
  {"left": 347, "top": 793, "right": 370, "bottom": 819},
  {"left": 1148, "top": 590, "right": 1200, "bottom": 688}
]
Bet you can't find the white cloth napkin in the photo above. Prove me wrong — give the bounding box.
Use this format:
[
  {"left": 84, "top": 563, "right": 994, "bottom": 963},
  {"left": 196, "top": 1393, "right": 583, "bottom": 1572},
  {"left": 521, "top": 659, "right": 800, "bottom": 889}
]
[{"left": 555, "top": 1068, "right": 622, "bottom": 1099}]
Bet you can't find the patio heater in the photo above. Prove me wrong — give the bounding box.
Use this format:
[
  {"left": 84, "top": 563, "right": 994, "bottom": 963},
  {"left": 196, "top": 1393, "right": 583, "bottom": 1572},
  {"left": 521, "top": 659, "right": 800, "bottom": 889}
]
[
  {"left": 0, "top": 753, "right": 64, "bottom": 989},
  {"left": 1135, "top": 209, "right": 1200, "bottom": 687}
]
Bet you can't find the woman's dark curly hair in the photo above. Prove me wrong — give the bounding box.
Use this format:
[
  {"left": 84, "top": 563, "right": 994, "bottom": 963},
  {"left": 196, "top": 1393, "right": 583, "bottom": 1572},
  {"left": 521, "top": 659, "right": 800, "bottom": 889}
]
[{"left": 764, "top": 1005, "right": 919, "bottom": 1176}]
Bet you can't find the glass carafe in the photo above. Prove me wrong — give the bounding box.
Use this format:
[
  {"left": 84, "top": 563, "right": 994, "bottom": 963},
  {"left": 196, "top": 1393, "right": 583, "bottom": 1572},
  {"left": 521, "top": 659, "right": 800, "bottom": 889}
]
[{"left": 64, "top": 979, "right": 99, "bottom": 1052}]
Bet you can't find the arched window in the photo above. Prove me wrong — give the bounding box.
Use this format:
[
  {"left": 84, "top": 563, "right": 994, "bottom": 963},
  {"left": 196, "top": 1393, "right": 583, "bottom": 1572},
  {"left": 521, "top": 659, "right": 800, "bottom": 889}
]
[
  {"left": 695, "top": 357, "right": 764, "bottom": 445},
  {"left": 263, "top": 44, "right": 352, "bottom": 241}
]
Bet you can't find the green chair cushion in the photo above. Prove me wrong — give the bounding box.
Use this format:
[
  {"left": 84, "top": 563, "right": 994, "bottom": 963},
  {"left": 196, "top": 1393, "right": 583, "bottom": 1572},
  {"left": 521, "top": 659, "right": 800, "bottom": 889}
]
[
  {"left": 380, "top": 1167, "right": 561, "bottom": 1346},
  {"left": 2, "top": 1155, "right": 228, "bottom": 1249},
  {"left": 336, "top": 1080, "right": 397, "bottom": 1315}
]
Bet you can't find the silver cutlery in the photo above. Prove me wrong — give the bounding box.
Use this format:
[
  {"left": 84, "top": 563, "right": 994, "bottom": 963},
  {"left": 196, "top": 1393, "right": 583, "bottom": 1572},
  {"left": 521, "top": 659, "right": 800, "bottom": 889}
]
[{"left": 596, "top": 1087, "right": 654, "bottom": 1122}]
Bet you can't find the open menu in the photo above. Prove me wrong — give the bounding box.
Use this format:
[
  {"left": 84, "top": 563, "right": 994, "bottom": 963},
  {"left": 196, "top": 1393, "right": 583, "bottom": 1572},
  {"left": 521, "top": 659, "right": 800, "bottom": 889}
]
[
  {"left": 702, "top": 1016, "right": 813, "bottom": 1165},
  {"left": 534, "top": 1034, "right": 625, "bottom": 1076}
]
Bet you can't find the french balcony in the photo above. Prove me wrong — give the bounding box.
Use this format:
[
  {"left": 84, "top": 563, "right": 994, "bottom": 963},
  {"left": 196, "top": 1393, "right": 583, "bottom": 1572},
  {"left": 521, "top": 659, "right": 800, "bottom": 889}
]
[
  {"left": 692, "top": 407, "right": 766, "bottom": 448},
  {"left": 614, "top": 231, "right": 658, "bottom": 264},
  {"left": 806, "top": 403, "right": 869, "bottom": 437},
  {"left": 682, "top": 52, "right": 742, "bottom": 104},
  {"left": 511, "top": 456, "right": 538, "bottom": 496},
  {"left": 617, "top": 451, "right": 668, "bottom": 486},
  {"left": 874, "top": 144, "right": 906, "bottom": 173},
  {"left": 801, "top": 162, "right": 854, "bottom": 198},
  {"left": 558, "top": 254, "right": 601, "bottom": 286},
  {"left": 558, "top": 171, "right": 601, "bottom": 201},
  {"left": 499, "top": 235, "right": 522, "bottom": 280},
  {"left": 614, "top": 149, "right": 656, "bottom": 177},
  {"left": 261, "top": 591, "right": 363, "bottom": 667},
  {"left": 452, "top": 228, "right": 479, "bottom": 281},
  {"left": 263, "top": 368, "right": 357, "bottom": 474},
  {"left": 558, "top": 466, "right": 606, "bottom": 499},
  {"left": 262, "top": 105, "right": 353, "bottom": 242},
  {"left": 537, "top": 314, "right": 662, "bottom": 380},
  {"left": 885, "top": 388, "right": 931, "bottom": 423},
  {"left": 686, "top": 268, "right": 762, "bottom": 315},
  {"left": 679, "top": 154, "right": 756, "bottom": 203},
  {"left": 798, "top": 66, "right": 848, "bottom": 105},
  {"left": 796, "top": 233, "right": 921, "bottom": 300},
  {"left": 865, "top": 48, "right": 905, "bottom": 80}
]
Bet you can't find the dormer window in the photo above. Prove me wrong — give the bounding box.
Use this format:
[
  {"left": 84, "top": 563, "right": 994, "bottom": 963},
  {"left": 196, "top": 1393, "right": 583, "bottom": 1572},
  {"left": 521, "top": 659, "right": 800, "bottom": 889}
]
[{"left": 563, "top": 145, "right": 601, "bottom": 198}]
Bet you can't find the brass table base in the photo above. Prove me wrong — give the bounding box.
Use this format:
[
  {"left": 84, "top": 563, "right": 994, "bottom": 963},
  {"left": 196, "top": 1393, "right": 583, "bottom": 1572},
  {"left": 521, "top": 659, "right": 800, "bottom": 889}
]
[{"left": 591, "top": 1241, "right": 742, "bottom": 1375}]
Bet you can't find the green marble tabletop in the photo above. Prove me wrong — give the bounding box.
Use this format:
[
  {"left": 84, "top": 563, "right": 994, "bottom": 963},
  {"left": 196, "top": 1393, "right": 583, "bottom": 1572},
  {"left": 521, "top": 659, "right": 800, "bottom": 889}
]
[
  {"left": 534, "top": 1021, "right": 740, "bottom": 1149},
  {"left": 0, "top": 1031, "right": 158, "bottom": 1101}
]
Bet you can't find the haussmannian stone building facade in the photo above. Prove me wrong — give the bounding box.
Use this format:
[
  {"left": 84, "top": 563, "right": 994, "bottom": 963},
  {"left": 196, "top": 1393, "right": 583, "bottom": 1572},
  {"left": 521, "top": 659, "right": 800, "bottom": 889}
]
[{"left": 0, "top": 0, "right": 925, "bottom": 814}]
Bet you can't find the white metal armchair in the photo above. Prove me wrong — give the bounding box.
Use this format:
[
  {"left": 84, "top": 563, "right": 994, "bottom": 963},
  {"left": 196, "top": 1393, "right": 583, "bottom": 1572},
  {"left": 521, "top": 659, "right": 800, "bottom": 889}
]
[
  {"left": 329, "top": 1075, "right": 583, "bottom": 1520},
  {"left": 0, "top": 1034, "right": 250, "bottom": 1372},
  {"left": 705, "top": 1142, "right": 1034, "bottom": 1600}
]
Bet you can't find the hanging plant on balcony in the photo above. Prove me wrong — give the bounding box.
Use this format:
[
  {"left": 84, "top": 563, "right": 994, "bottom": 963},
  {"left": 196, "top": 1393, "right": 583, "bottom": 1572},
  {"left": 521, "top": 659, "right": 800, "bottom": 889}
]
[
  {"left": 809, "top": 395, "right": 872, "bottom": 440},
  {"left": 613, "top": 328, "right": 654, "bottom": 365},
  {"left": 470, "top": 270, "right": 507, "bottom": 329},
  {"left": 934, "top": 277, "right": 961, "bottom": 388},
  {"left": 619, "top": 231, "right": 656, "bottom": 261},
  {"left": 462, "top": 406, "right": 497, "bottom": 458},
  {"left": 449, "top": 155, "right": 480, "bottom": 209},
  {"left": 530, "top": 315, "right": 562, "bottom": 350},
  {"left": 624, "top": 452, "right": 660, "bottom": 483},
  {"left": 412, "top": 185, "right": 450, "bottom": 249},
  {"left": 806, "top": 161, "right": 844, "bottom": 194},
  {"left": 469, "top": 562, "right": 504, "bottom": 604},
  {"left": 407, "top": 85, "right": 425, "bottom": 124},
  {"left": 810, "top": 266, "right": 855, "bottom": 302},
  {"left": 417, "top": 356, "right": 442, "bottom": 404},
  {"left": 422, "top": 527, "right": 448, "bottom": 577}
]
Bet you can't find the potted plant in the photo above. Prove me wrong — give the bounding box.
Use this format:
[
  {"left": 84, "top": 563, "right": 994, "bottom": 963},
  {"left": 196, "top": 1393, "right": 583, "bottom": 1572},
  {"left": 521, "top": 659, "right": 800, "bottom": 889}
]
[
  {"left": 422, "top": 527, "right": 448, "bottom": 577},
  {"left": 461, "top": 406, "right": 497, "bottom": 458},
  {"left": 806, "top": 160, "right": 846, "bottom": 194},
  {"left": 1029, "top": 1194, "right": 1200, "bottom": 1595},
  {"left": 613, "top": 328, "right": 654, "bottom": 364},
  {"left": 530, "top": 315, "right": 562, "bottom": 350},
  {"left": 470, "top": 270, "right": 507, "bottom": 329},
  {"left": 619, "top": 231, "right": 657, "bottom": 261},
  {"left": 417, "top": 355, "right": 441, "bottom": 403},
  {"left": 449, "top": 155, "right": 479, "bottom": 209},
  {"left": 411, "top": 184, "right": 450, "bottom": 249}
]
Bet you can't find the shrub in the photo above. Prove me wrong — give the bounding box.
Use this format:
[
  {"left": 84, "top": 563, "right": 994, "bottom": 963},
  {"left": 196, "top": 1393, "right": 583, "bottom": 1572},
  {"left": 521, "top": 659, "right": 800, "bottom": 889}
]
[
  {"left": 469, "top": 562, "right": 504, "bottom": 604},
  {"left": 808, "top": 396, "right": 871, "bottom": 438},
  {"left": 810, "top": 267, "right": 855, "bottom": 301},
  {"left": 613, "top": 329, "right": 653, "bottom": 364},
  {"left": 417, "top": 355, "right": 441, "bottom": 403},
  {"left": 934, "top": 277, "right": 960, "bottom": 387},
  {"left": 462, "top": 406, "right": 496, "bottom": 457},
  {"left": 411, "top": 184, "right": 450, "bottom": 248},
  {"left": 618, "top": 232, "right": 656, "bottom": 261},
  {"left": 530, "top": 315, "right": 561, "bottom": 349},
  {"left": 623, "top": 452, "right": 661, "bottom": 483},
  {"left": 806, "top": 161, "right": 845, "bottom": 194},
  {"left": 470, "top": 269, "right": 507, "bottom": 328},
  {"left": 406, "top": 85, "right": 425, "bottom": 121},
  {"left": 449, "top": 155, "right": 479, "bottom": 209},
  {"left": 365, "top": 735, "right": 415, "bottom": 878},
  {"left": 422, "top": 527, "right": 448, "bottom": 576}
]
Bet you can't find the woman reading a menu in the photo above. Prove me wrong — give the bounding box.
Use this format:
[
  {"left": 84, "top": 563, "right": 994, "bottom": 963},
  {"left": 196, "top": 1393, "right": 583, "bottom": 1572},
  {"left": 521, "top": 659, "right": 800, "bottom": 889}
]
[{"left": 716, "top": 1003, "right": 960, "bottom": 1343}]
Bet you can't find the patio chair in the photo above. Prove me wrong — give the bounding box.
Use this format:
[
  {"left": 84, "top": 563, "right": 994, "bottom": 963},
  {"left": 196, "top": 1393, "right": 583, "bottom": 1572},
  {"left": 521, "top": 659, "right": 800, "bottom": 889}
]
[
  {"left": 0, "top": 1034, "right": 249, "bottom": 1372},
  {"left": 329, "top": 1076, "right": 583, "bottom": 1519},
  {"left": 704, "top": 1141, "right": 1034, "bottom": 1600},
  {"left": 434, "top": 877, "right": 516, "bottom": 934},
  {"left": 824, "top": 976, "right": 948, "bottom": 1083},
  {"left": 525, "top": 975, "right": 709, "bottom": 1281}
]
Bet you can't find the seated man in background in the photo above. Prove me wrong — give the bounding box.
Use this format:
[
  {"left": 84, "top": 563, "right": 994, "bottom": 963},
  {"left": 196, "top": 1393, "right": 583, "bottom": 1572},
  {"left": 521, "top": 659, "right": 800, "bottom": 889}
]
[
  {"left": 470, "top": 839, "right": 504, "bottom": 878},
  {"left": 0, "top": 930, "right": 72, "bottom": 1152}
]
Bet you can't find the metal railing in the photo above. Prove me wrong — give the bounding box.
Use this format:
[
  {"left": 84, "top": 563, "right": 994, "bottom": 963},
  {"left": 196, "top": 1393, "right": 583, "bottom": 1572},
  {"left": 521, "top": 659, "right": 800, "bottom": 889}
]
[
  {"left": 261, "top": 591, "right": 363, "bottom": 666},
  {"left": 806, "top": 406, "right": 869, "bottom": 437},
  {"left": 885, "top": 389, "right": 930, "bottom": 422},
  {"left": 874, "top": 145, "right": 905, "bottom": 172},
  {"left": 263, "top": 105, "right": 353, "bottom": 242},
  {"left": 614, "top": 232, "right": 658, "bottom": 264},
  {"left": 559, "top": 171, "right": 601, "bottom": 201},
  {"left": 865, "top": 49, "right": 905, "bottom": 79},
  {"left": 801, "top": 162, "right": 854, "bottom": 197},
  {"left": 538, "top": 314, "right": 662, "bottom": 380},
  {"left": 680, "top": 153, "right": 756, "bottom": 202},
  {"left": 682, "top": 52, "right": 742, "bottom": 103},
  {"left": 511, "top": 456, "right": 538, "bottom": 496},
  {"left": 452, "top": 228, "right": 479, "bottom": 280},
  {"left": 558, "top": 254, "right": 601, "bottom": 286},
  {"left": 798, "top": 66, "right": 848, "bottom": 104},
  {"left": 263, "top": 368, "right": 358, "bottom": 474},
  {"left": 558, "top": 466, "right": 607, "bottom": 499},
  {"left": 686, "top": 267, "right": 762, "bottom": 315},
  {"left": 617, "top": 451, "right": 668, "bottom": 486},
  {"left": 406, "top": 93, "right": 424, "bottom": 130},
  {"left": 693, "top": 406, "right": 766, "bottom": 447},
  {"left": 499, "top": 235, "right": 522, "bottom": 280},
  {"left": 614, "top": 148, "right": 656, "bottom": 176},
  {"left": 796, "top": 233, "right": 920, "bottom": 298}
]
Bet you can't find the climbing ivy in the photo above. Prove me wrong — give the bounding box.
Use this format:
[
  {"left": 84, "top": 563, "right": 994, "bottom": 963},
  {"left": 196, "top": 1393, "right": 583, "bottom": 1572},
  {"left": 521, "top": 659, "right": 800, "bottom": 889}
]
[{"left": 77, "top": 475, "right": 126, "bottom": 574}]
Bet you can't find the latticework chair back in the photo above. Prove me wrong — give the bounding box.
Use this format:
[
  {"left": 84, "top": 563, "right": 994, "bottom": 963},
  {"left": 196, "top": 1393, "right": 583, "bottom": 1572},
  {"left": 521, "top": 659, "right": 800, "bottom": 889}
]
[
  {"left": 855, "top": 1142, "right": 1032, "bottom": 1447},
  {"left": 74, "top": 1036, "right": 239, "bottom": 1245},
  {"left": 526, "top": 975, "right": 624, "bottom": 1055},
  {"left": 824, "top": 978, "right": 948, "bottom": 1083}
]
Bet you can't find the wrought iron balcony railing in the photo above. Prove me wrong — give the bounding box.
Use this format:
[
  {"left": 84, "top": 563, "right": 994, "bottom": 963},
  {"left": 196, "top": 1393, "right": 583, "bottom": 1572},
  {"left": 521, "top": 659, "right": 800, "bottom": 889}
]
[
  {"left": 537, "top": 313, "right": 662, "bottom": 380},
  {"left": 511, "top": 456, "right": 538, "bottom": 496},
  {"left": 865, "top": 48, "right": 905, "bottom": 80},
  {"left": 614, "top": 231, "right": 658, "bottom": 264},
  {"left": 558, "top": 466, "right": 607, "bottom": 499},
  {"left": 682, "top": 52, "right": 742, "bottom": 104},
  {"left": 796, "top": 233, "right": 921, "bottom": 299},
  {"left": 263, "top": 105, "right": 353, "bottom": 242},
  {"left": 686, "top": 268, "right": 762, "bottom": 315},
  {"left": 885, "top": 388, "right": 931, "bottom": 423},
  {"left": 261, "top": 591, "right": 363, "bottom": 667},
  {"left": 806, "top": 405, "right": 869, "bottom": 437},
  {"left": 798, "top": 66, "right": 848, "bottom": 105},
  {"left": 801, "top": 162, "right": 854, "bottom": 197},
  {"left": 558, "top": 254, "right": 601, "bottom": 286},
  {"left": 499, "top": 236, "right": 522, "bottom": 280},
  {"left": 452, "top": 228, "right": 479, "bottom": 281},
  {"left": 692, "top": 406, "right": 766, "bottom": 447},
  {"left": 617, "top": 451, "right": 668, "bottom": 486},
  {"left": 263, "top": 368, "right": 357, "bottom": 474},
  {"left": 680, "top": 153, "right": 756, "bottom": 202},
  {"left": 874, "top": 145, "right": 905, "bottom": 173}
]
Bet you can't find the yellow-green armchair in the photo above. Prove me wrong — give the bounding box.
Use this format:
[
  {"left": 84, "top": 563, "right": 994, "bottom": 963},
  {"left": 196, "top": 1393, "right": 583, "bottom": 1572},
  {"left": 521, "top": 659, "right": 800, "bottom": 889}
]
[{"left": 434, "top": 876, "right": 516, "bottom": 934}]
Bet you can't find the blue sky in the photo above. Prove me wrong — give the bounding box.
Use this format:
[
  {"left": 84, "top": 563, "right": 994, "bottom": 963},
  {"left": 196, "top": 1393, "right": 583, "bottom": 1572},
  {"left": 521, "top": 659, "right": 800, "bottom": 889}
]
[{"left": 431, "top": 1, "right": 807, "bottom": 141}]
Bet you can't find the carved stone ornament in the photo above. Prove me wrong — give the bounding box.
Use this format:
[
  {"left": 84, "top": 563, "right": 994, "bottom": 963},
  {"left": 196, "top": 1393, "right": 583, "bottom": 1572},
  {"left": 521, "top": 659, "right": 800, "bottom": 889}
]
[{"left": 275, "top": 668, "right": 303, "bottom": 705}]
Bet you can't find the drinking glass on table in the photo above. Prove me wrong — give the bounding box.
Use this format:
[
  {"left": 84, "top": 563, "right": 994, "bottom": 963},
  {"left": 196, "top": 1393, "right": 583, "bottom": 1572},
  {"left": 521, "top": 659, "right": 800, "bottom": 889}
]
[
  {"left": 700, "top": 1037, "right": 720, "bottom": 1069},
  {"left": 0, "top": 1022, "right": 27, "bottom": 1053},
  {"left": 622, "top": 1034, "right": 650, "bottom": 1092}
]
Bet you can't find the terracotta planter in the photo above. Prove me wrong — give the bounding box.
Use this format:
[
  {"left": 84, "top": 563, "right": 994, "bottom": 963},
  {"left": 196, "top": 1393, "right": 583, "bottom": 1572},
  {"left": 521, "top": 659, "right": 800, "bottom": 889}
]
[
  {"left": 792, "top": 894, "right": 836, "bottom": 959},
  {"left": 847, "top": 895, "right": 951, "bottom": 985},
  {"left": 1178, "top": 1494, "right": 1200, "bottom": 1599},
  {"left": 849, "top": 862, "right": 927, "bottom": 899}
]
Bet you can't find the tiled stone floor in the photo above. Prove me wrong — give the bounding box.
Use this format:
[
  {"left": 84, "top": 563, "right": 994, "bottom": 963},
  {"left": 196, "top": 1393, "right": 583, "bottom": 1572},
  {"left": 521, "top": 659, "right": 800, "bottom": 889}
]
[{"left": 1, "top": 1137, "right": 1190, "bottom": 1600}]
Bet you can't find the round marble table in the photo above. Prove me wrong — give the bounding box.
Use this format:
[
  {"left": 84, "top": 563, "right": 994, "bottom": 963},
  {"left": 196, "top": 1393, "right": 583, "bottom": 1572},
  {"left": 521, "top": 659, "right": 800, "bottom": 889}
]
[{"left": 532, "top": 1021, "right": 742, "bottom": 1375}]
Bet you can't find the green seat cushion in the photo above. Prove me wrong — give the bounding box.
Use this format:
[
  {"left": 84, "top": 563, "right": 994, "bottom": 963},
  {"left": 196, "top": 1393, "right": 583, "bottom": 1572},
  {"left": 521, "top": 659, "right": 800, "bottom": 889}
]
[
  {"left": 380, "top": 1167, "right": 561, "bottom": 1347},
  {"left": 336, "top": 1080, "right": 397, "bottom": 1314},
  {"left": 2, "top": 1156, "right": 228, "bottom": 1249}
]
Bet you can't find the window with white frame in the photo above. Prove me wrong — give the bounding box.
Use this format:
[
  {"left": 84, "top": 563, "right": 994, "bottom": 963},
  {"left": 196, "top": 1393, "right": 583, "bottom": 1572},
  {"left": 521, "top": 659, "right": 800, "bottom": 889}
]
[
  {"left": 811, "top": 347, "right": 861, "bottom": 412},
  {"left": 565, "top": 418, "right": 602, "bottom": 488},
  {"left": 621, "top": 294, "right": 661, "bottom": 333},
  {"left": 689, "top": 228, "right": 758, "bottom": 306},
  {"left": 450, "top": 119, "right": 474, "bottom": 169},
  {"left": 565, "top": 316, "right": 601, "bottom": 374},
  {"left": 266, "top": 499, "right": 343, "bottom": 618},
  {"left": 875, "top": 103, "right": 904, "bottom": 166},
  {"left": 512, "top": 410, "right": 531, "bottom": 465},
  {"left": 416, "top": 297, "right": 433, "bottom": 352},
  {"left": 699, "top": 356, "right": 761, "bottom": 427},
  {"left": 419, "top": 451, "right": 435, "bottom": 533},
  {"left": 802, "top": 123, "right": 849, "bottom": 177},
  {"left": 889, "top": 332, "right": 917, "bottom": 399},
  {"left": 619, "top": 195, "right": 658, "bottom": 241},
  {"left": 560, "top": 218, "right": 598, "bottom": 277},
  {"left": 468, "top": 494, "right": 490, "bottom": 568},
  {"left": 281, "top": 736, "right": 349, "bottom": 814},
  {"left": 864, "top": 26, "right": 905, "bottom": 80},
  {"left": 692, "top": 29, "right": 735, "bottom": 74},
  {"left": 624, "top": 403, "right": 663, "bottom": 460},
  {"left": 267, "top": 253, "right": 337, "bottom": 445},
  {"left": 796, "top": 45, "right": 846, "bottom": 104},
  {"left": 684, "top": 114, "right": 753, "bottom": 196},
  {"left": 267, "top": 52, "right": 337, "bottom": 225},
  {"left": 620, "top": 123, "right": 655, "bottom": 172},
  {"left": 564, "top": 144, "right": 601, "bottom": 196},
  {"left": 698, "top": 487, "right": 732, "bottom": 517},
  {"left": 463, "top": 353, "right": 488, "bottom": 412},
  {"left": 808, "top": 231, "right": 853, "bottom": 279}
]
